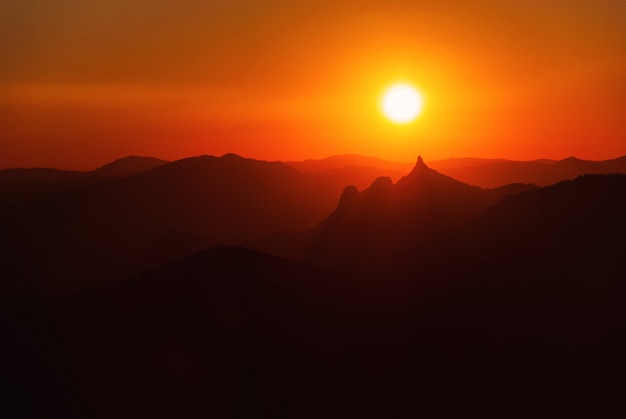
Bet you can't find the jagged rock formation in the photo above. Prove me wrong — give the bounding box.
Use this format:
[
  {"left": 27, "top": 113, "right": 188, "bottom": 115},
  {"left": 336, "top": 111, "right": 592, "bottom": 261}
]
[{"left": 307, "top": 156, "right": 498, "bottom": 263}]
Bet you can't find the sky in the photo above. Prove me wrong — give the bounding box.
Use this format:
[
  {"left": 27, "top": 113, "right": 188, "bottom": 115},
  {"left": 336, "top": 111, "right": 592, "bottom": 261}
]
[{"left": 1, "top": 0, "right": 625, "bottom": 169}]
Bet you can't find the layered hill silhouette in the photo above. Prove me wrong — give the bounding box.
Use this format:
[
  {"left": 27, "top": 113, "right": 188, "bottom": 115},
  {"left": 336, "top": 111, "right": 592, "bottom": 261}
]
[
  {"left": 0, "top": 155, "right": 168, "bottom": 184},
  {"left": 426, "top": 155, "right": 626, "bottom": 187},
  {"left": 285, "top": 153, "right": 626, "bottom": 188},
  {"left": 257, "top": 157, "right": 536, "bottom": 263},
  {"left": 90, "top": 155, "right": 169, "bottom": 177},
  {"left": 286, "top": 154, "right": 412, "bottom": 189},
  {"left": 0, "top": 156, "right": 169, "bottom": 206},
  {"left": 11, "top": 152, "right": 610, "bottom": 296},
  {"left": 0, "top": 154, "right": 391, "bottom": 296},
  {"left": 2, "top": 172, "right": 625, "bottom": 418}
]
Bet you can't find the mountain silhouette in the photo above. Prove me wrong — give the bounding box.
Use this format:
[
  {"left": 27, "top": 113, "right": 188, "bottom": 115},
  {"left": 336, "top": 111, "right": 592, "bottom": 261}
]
[
  {"left": 0, "top": 156, "right": 168, "bottom": 184},
  {"left": 0, "top": 168, "right": 82, "bottom": 184},
  {"left": 383, "top": 174, "right": 626, "bottom": 417},
  {"left": 0, "top": 246, "right": 357, "bottom": 418},
  {"left": 287, "top": 153, "right": 626, "bottom": 188},
  {"left": 89, "top": 155, "right": 169, "bottom": 177},
  {"left": 0, "top": 154, "right": 366, "bottom": 296},
  {"left": 268, "top": 156, "right": 536, "bottom": 264},
  {"left": 2, "top": 155, "right": 626, "bottom": 417},
  {"left": 0, "top": 156, "right": 168, "bottom": 207},
  {"left": 428, "top": 155, "right": 626, "bottom": 188},
  {"left": 286, "top": 154, "right": 414, "bottom": 174},
  {"left": 3, "top": 170, "right": 626, "bottom": 418}
]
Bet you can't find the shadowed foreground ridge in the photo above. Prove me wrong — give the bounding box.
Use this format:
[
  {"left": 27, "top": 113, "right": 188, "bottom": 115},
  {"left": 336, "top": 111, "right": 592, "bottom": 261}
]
[{"left": 1, "top": 158, "right": 626, "bottom": 418}]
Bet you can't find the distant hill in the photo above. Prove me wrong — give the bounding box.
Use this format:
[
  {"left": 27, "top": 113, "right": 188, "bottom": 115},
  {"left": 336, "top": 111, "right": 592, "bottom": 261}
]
[
  {"left": 0, "top": 167, "right": 82, "bottom": 184},
  {"left": 286, "top": 154, "right": 414, "bottom": 174},
  {"left": 0, "top": 154, "right": 403, "bottom": 207},
  {"left": 287, "top": 153, "right": 626, "bottom": 188},
  {"left": 89, "top": 155, "right": 169, "bottom": 177},
  {"left": 0, "top": 156, "right": 168, "bottom": 183},
  {"left": 0, "top": 156, "right": 169, "bottom": 207},
  {"left": 286, "top": 154, "right": 412, "bottom": 190},
  {"left": 0, "top": 154, "right": 365, "bottom": 296},
  {"left": 428, "top": 155, "right": 626, "bottom": 187}
]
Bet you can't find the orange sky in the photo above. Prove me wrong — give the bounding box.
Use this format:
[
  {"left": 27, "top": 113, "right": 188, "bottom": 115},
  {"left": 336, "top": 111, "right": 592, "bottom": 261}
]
[{"left": 1, "top": 0, "right": 625, "bottom": 170}]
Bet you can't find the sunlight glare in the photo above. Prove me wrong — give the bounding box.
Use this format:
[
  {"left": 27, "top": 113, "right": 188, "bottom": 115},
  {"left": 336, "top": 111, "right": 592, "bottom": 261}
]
[{"left": 382, "top": 84, "right": 423, "bottom": 124}]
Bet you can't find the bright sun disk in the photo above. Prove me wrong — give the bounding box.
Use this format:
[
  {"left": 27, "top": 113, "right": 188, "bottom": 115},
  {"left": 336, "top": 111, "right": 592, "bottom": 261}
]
[{"left": 382, "top": 84, "right": 423, "bottom": 124}]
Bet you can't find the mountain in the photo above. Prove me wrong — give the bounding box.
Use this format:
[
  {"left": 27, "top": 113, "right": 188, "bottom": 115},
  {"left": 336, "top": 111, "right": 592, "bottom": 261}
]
[
  {"left": 259, "top": 157, "right": 536, "bottom": 264},
  {"left": 3, "top": 174, "right": 625, "bottom": 418},
  {"left": 286, "top": 154, "right": 413, "bottom": 190},
  {"left": 0, "top": 154, "right": 360, "bottom": 296},
  {"left": 286, "top": 154, "right": 414, "bottom": 174},
  {"left": 428, "top": 155, "right": 626, "bottom": 188},
  {"left": 0, "top": 246, "right": 370, "bottom": 419},
  {"left": 89, "top": 155, "right": 169, "bottom": 177},
  {"left": 0, "top": 156, "right": 168, "bottom": 207},
  {"left": 0, "top": 168, "right": 82, "bottom": 184},
  {"left": 0, "top": 156, "right": 167, "bottom": 184},
  {"left": 387, "top": 174, "right": 626, "bottom": 416},
  {"left": 288, "top": 153, "right": 626, "bottom": 189}
]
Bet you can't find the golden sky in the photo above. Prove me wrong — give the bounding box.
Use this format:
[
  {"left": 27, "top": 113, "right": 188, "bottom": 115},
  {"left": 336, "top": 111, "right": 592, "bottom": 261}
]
[{"left": 1, "top": 0, "right": 625, "bottom": 169}]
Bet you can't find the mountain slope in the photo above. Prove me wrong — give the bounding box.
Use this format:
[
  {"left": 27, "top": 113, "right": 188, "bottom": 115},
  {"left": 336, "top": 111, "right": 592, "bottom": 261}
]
[
  {"left": 89, "top": 155, "right": 169, "bottom": 177},
  {"left": 0, "top": 156, "right": 169, "bottom": 207},
  {"left": 388, "top": 174, "right": 626, "bottom": 416},
  {"left": 286, "top": 154, "right": 414, "bottom": 174},
  {"left": 0, "top": 154, "right": 356, "bottom": 296},
  {"left": 281, "top": 157, "right": 534, "bottom": 264},
  {"left": 0, "top": 246, "right": 386, "bottom": 419},
  {"left": 4, "top": 172, "right": 626, "bottom": 418},
  {"left": 429, "top": 155, "right": 626, "bottom": 187}
]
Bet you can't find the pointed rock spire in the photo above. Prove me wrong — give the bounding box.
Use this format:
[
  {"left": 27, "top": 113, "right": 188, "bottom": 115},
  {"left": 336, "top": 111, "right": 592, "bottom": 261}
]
[
  {"left": 406, "top": 155, "right": 430, "bottom": 178},
  {"left": 396, "top": 155, "right": 439, "bottom": 188},
  {"left": 337, "top": 185, "right": 360, "bottom": 211}
]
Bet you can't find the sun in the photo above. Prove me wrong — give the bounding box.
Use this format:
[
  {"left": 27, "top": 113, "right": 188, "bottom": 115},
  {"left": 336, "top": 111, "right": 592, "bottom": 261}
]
[{"left": 382, "top": 84, "right": 424, "bottom": 124}]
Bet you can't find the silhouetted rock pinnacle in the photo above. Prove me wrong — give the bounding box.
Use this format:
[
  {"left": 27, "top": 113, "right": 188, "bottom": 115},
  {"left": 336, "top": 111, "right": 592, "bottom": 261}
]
[
  {"left": 337, "top": 185, "right": 360, "bottom": 213},
  {"left": 401, "top": 155, "right": 438, "bottom": 183}
]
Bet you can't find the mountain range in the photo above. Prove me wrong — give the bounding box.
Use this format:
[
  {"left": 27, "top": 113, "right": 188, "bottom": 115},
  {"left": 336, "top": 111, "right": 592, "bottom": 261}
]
[
  {"left": 1, "top": 152, "right": 625, "bottom": 417},
  {"left": 428, "top": 155, "right": 626, "bottom": 187},
  {"left": 0, "top": 154, "right": 364, "bottom": 295},
  {"left": 4, "top": 153, "right": 626, "bottom": 193},
  {"left": 285, "top": 153, "right": 626, "bottom": 188}
]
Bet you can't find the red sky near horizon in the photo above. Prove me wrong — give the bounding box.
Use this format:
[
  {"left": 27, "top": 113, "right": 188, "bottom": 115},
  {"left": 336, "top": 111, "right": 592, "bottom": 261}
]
[{"left": 1, "top": 0, "right": 625, "bottom": 170}]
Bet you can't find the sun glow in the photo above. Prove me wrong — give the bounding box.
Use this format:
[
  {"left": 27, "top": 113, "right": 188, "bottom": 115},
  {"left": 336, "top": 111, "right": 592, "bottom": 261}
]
[{"left": 382, "top": 84, "right": 423, "bottom": 124}]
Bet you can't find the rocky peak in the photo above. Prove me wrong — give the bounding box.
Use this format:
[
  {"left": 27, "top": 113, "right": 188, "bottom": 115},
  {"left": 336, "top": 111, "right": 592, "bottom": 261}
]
[{"left": 338, "top": 185, "right": 360, "bottom": 208}]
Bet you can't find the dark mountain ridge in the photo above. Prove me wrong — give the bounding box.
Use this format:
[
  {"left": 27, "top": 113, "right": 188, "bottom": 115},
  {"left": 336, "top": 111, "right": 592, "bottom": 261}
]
[
  {"left": 259, "top": 157, "right": 536, "bottom": 264},
  {"left": 286, "top": 153, "right": 414, "bottom": 174},
  {"left": 429, "top": 154, "right": 626, "bottom": 187},
  {"left": 0, "top": 156, "right": 169, "bottom": 206},
  {"left": 2, "top": 155, "right": 626, "bottom": 417},
  {"left": 0, "top": 154, "right": 358, "bottom": 296},
  {"left": 90, "top": 155, "right": 169, "bottom": 177},
  {"left": 286, "top": 153, "right": 626, "bottom": 188},
  {"left": 0, "top": 155, "right": 168, "bottom": 183},
  {"left": 3, "top": 172, "right": 626, "bottom": 417}
]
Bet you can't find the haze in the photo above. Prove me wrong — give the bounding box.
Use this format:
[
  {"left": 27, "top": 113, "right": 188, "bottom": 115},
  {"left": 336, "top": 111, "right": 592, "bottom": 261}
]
[{"left": 1, "top": 0, "right": 625, "bottom": 169}]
